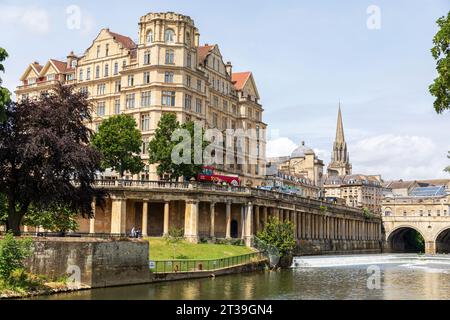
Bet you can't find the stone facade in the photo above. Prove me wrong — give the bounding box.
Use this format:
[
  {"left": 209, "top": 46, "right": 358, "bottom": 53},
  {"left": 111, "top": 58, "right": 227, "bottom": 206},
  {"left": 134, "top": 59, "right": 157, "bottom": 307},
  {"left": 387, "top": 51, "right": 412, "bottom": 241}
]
[
  {"left": 15, "top": 11, "right": 267, "bottom": 187},
  {"left": 267, "top": 141, "right": 324, "bottom": 188},
  {"left": 26, "top": 238, "right": 150, "bottom": 288},
  {"left": 73, "top": 181, "right": 383, "bottom": 255},
  {"left": 323, "top": 174, "right": 384, "bottom": 213},
  {"left": 382, "top": 181, "right": 450, "bottom": 254}
]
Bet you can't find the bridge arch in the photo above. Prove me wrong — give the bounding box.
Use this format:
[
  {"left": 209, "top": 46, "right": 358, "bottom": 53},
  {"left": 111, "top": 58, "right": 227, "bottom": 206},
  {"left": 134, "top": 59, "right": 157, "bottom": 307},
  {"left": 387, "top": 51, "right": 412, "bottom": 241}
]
[
  {"left": 435, "top": 226, "right": 450, "bottom": 254},
  {"left": 386, "top": 225, "right": 426, "bottom": 253}
]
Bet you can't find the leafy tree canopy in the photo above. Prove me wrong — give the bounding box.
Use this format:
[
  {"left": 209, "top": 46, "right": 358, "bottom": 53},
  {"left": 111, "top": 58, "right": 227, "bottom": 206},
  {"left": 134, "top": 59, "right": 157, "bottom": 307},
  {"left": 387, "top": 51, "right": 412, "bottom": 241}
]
[
  {"left": 92, "top": 114, "right": 144, "bottom": 178},
  {"left": 430, "top": 12, "right": 450, "bottom": 114},
  {"left": 23, "top": 203, "right": 79, "bottom": 233},
  {"left": 0, "top": 48, "right": 10, "bottom": 122},
  {"left": 0, "top": 83, "right": 103, "bottom": 235},
  {"left": 256, "top": 217, "right": 296, "bottom": 257},
  {"left": 148, "top": 113, "right": 206, "bottom": 181}
]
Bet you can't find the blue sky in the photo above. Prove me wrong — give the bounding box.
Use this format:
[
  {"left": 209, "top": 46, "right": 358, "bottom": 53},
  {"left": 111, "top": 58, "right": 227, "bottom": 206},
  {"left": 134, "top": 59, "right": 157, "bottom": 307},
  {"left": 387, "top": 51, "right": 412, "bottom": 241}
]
[{"left": 1, "top": 0, "right": 449, "bottom": 180}]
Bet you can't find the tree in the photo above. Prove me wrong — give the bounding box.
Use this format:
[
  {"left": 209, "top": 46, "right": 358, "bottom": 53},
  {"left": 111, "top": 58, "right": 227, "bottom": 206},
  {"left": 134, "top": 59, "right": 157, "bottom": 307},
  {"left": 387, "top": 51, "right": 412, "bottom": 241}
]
[
  {"left": 163, "top": 227, "right": 185, "bottom": 259},
  {"left": 0, "top": 83, "right": 103, "bottom": 235},
  {"left": 178, "top": 120, "right": 207, "bottom": 180},
  {"left": 0, "top": 48, "right": 10, "bottom": 122},
  {"left": 92, "top": 114, "right": 144, "bottom": 178},
  {"left": 256, "top": 217, "right": 296, "bottom": 258},
  {"left": 429, "top": 12, "right": 450, "bottom": 114},
  {"left": 148, "top": 113, "right": 206, "bottom": 181},
  {"left": 23, "top": 203, "right": 79, "bottom": 234}
]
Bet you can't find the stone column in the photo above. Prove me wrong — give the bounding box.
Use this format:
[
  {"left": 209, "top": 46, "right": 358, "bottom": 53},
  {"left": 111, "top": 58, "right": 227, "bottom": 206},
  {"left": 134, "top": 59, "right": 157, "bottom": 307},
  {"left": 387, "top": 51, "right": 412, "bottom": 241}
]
[
  {"left": 111, "top": 198, "right": 127, "bottom": 235},
  {"left": 210, "top": 202, "right": 216, "bottom": 238},
  {"left": 263, "top": 206, "right": 268, "bottom": 227},
  {"left": 244, "top": 202, "right": 253, "bottom": 247},
  {"left": 163, "top": 201, "right": 170, "bottom": 236},
  {"left": 142, "top": 201, "right": 148, "bottom": 237},
  {"left": 255, "top": 205, "right": 260, "bottom": 233},
  {"left": 184, "top": 200, "right": 199, "bottom": 243},
  {"left": 89, "top": 199, "right": 96, "bottom": 234},
  {"left": 226, "top": 201, "right": 232, "bottom": 239},
  {"left": 293, "top": 211, "right": 298, "bottom": 239}
]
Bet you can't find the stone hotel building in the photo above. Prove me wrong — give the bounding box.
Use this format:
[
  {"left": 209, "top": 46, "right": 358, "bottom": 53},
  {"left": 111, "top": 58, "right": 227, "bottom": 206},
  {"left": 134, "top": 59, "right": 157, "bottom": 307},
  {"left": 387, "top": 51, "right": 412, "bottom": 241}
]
[{"left": 15, "top": 12, "right": 267, "bottom": 186}]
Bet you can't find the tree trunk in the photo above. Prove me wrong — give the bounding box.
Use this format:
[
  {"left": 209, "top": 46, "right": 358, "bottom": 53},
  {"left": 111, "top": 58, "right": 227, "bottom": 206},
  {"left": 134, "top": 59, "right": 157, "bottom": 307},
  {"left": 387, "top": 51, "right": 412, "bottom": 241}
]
[{"left": 7, "top": 205, "right": 22, "bottom": 236}]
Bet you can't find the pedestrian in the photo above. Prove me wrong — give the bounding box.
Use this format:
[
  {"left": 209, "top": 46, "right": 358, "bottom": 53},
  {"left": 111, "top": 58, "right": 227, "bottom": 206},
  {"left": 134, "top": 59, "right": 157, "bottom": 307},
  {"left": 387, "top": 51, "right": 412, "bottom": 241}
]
[{"left": 131, "top": 226, "right": 136, "bottom": 238}]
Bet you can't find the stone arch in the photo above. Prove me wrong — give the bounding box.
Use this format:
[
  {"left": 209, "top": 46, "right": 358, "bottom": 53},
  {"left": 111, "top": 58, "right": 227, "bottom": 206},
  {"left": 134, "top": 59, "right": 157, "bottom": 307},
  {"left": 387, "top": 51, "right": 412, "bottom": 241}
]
[
  {"left": 434, "top": 226, "right": 450, "bottom": 254},
  {"left": 386, "top": 225, "right": 426, "bottom": 253}
]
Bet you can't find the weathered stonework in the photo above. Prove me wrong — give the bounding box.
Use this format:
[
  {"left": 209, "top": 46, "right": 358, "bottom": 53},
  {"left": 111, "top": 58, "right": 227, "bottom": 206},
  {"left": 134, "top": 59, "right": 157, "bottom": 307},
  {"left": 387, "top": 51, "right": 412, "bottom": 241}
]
[{"left": 26, "top": 238, "right": 151, "bottom": 288}]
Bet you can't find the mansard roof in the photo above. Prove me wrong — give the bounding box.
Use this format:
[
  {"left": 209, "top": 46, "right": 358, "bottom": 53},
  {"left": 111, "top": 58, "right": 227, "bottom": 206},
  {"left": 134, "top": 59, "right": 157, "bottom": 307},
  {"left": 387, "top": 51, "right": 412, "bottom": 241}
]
[{"left": 324, "top": 174, "right": 382, "bottom": 186}]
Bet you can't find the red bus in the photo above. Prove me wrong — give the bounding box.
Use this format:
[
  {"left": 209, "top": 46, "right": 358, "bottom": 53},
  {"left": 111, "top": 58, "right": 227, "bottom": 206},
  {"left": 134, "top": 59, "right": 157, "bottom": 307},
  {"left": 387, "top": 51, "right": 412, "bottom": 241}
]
[{"left": 197, "top": 166, "right": 241, "bottom": 186}]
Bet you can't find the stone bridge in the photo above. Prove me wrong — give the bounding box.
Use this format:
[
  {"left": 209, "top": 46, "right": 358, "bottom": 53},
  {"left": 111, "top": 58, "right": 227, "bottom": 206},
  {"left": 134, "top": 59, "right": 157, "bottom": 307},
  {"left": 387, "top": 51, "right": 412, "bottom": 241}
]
[
  {"left": 77, "top": 180, "right": 383, "bottom": 255},
  {"left": 383, "top": 216, "right": 450, "bottom": 254}
]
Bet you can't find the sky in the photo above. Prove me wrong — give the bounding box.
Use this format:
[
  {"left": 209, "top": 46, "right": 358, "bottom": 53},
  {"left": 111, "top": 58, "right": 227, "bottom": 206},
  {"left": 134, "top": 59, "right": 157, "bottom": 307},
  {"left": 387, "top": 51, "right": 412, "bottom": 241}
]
[{"left": 0, "top": 0, "right": 449, "bottom": 181}]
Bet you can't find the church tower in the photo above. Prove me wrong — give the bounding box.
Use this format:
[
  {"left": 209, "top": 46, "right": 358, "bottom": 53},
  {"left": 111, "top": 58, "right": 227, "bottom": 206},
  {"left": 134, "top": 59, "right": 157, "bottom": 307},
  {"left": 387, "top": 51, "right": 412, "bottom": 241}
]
[{"left": 327, "top": 105, "right": 352, "bottom": 176}]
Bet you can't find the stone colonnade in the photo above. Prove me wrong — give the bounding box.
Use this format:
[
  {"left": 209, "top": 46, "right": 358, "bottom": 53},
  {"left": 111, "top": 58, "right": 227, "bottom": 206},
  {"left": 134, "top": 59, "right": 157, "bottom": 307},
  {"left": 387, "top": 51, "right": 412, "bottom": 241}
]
[{"left": 89, "top": 198, "right": 382, "bottom": 248}]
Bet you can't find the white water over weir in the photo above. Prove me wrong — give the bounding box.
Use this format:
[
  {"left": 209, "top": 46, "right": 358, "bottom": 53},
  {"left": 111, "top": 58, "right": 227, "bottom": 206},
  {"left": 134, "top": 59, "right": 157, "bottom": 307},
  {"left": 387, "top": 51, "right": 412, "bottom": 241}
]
[{"left": 291, "top": 254, "right": 450, "bottom": 268}]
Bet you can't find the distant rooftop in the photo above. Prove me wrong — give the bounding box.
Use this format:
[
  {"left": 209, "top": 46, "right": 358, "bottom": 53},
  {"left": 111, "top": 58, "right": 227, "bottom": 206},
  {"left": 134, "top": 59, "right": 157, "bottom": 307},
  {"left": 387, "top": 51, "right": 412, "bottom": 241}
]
[{"left": 409, "top": 186, "right": 447, "bottom": 197}]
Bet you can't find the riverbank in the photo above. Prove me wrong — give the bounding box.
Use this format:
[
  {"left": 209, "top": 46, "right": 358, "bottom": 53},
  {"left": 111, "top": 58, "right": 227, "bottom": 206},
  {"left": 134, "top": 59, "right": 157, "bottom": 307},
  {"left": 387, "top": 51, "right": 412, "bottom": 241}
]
[
  {"left": 1, "top": 237, "right": 265, "bottom": 300},
  {"left": 28, "top": 254, "right": 450, "bottom": 300},
  {"left": 0, "top": 282, "right": 90, "bottom": 300}
]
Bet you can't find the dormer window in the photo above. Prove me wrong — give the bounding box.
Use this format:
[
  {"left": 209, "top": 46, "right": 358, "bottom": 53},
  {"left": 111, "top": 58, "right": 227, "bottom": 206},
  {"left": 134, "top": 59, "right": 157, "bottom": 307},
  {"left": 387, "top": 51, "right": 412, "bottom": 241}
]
[
  {"left": 28, "top": 78, "right": 36, "bottom": 84},
  {"left": 165, "top": 29, "right": 175, "bottom": 43},
  {"left": 47, "top": 74, "right": 55, "bottom": 81},
  {"left": 146, "top": 30, "right": 153, "bottom": 44}
]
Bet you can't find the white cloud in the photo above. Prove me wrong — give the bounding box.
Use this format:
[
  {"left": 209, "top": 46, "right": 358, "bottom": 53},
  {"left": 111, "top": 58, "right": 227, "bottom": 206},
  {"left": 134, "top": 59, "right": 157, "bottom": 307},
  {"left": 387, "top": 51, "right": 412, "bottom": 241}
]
[
  {"left": 351, "top": 134, "right": 449, "bottom": 180},
  {"left": 0, "top": 5, "right": 49, "bottom": 35},
  {"left": 266, "top": 137, "right": 298, "bottom": 158}
]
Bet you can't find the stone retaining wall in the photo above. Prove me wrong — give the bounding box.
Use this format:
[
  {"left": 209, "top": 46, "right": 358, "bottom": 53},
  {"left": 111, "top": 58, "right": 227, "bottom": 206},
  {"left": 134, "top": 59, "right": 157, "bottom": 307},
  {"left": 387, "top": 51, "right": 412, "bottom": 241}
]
[{"left": 26, "top": 238, "right": 151, "bottom": 288}]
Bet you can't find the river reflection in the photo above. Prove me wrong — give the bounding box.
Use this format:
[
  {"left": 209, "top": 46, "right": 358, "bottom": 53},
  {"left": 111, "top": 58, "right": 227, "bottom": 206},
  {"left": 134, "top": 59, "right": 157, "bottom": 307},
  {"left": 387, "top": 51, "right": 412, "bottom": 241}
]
[{"left": 32, "top": 255, "right": 450, "bottom": 300}]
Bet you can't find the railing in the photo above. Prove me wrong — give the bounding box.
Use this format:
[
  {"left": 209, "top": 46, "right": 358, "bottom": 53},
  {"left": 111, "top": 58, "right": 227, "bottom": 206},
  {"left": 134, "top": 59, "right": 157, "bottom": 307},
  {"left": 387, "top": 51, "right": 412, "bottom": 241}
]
[
  {"left": 90, "top": 179, "right": 368, "bottom": 217},
  {"left": 92, "top": 179, "right": 249, "bottom": 194},
  {"left": 150, "top": 251, "right": 265, "bottom": 274},
  {"left": 4, "top": 232, "right": 129, "bottom": 238}
]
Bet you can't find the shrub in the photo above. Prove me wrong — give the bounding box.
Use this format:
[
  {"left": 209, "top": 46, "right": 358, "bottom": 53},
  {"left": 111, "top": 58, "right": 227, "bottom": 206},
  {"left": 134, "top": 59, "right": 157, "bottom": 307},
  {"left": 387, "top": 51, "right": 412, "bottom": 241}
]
[
  {"left": 256, "top": 217, "right": 296, "bottom": 258},
  {"left": 0, "top": 233, "right": 33, "bottom": 284}
]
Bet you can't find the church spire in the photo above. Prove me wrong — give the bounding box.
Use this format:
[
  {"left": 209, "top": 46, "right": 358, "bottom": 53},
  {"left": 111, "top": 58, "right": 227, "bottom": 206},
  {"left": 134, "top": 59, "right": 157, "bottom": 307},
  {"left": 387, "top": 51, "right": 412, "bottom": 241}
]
[
  {"left": 327, "top": 103, "right": 352, "bottom": 176},
  {"left": 335, "top": 104, "right": 345, "bottom": 143}
]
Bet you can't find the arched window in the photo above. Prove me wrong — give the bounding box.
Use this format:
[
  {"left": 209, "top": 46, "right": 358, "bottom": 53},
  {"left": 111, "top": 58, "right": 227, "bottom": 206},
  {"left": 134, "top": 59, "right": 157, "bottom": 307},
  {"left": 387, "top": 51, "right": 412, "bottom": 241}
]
[
  {"left": 95, "top": 66, "right": 100, "bottom": 79},
  {"left": 79, "top": 68, "right": 83, "bottom": 81},
  {"left": 114, "top": 62, "right": 119, "bottom": 75},
  {"left": 146, "top": 30, "right": 153, "bottom": 44},
  {"left": 165, "top": 29, "right": 175, "bottom": 43},
  {"left": 104, "top": 64, "right": 109, "bottom": 77}
]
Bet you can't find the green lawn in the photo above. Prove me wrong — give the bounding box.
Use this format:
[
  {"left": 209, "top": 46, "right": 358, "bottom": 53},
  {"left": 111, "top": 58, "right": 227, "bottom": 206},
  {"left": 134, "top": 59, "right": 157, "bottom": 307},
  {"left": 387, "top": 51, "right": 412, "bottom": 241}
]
[{"left": 146, "top": 238, "right": 255, "bottom": 260}]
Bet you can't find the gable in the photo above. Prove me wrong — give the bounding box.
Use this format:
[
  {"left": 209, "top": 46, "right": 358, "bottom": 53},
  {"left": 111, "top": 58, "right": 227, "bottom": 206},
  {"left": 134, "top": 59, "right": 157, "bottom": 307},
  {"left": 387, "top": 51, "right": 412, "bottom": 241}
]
[
  {"left": 81, "top": 29, "right": 134, "bottom": 61},
  {"left": 242, "top": 73, "right": 260, "bottom": 100},
  {"left": 20, "top": 64, "right": 41, "bottom": 81}
]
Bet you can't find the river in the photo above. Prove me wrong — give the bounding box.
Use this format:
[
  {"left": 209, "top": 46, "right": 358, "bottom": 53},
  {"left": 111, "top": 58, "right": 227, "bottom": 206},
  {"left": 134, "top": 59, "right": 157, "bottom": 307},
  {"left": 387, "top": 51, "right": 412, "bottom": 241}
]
[{"left": 32, "top": 254, "right": 450, "bottom": 300}]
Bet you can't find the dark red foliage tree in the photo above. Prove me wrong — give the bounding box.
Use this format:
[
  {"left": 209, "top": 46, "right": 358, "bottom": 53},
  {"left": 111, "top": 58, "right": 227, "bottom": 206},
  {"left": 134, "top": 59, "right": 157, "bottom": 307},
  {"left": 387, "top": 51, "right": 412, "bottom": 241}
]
[{"left": 0, "top": 83, "right": 103, "bottom": 235}]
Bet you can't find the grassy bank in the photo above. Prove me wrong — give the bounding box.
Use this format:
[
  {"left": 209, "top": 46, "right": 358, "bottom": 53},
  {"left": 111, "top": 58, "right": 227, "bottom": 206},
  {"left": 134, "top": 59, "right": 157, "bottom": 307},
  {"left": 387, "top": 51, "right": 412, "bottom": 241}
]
[{"left": 147, "top": 238, "right": 255, "bottom": 260}]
